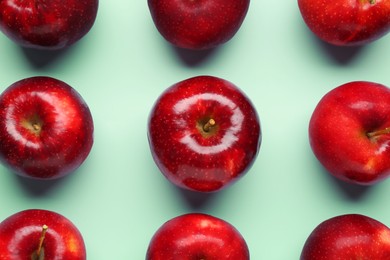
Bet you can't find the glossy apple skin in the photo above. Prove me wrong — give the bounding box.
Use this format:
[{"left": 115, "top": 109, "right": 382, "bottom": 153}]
[
  {"left": 148, "top": 0, "right": 250, "bottom": 50},
  {"left": 0, "top": 0, "right": 99, "bottom": 50},
  {"left": 301, "top": 214, "right": 390, "bottom": 259},
  {"left": 146, "top": 213, "right": 249, "bottom": 260},
  {"left": 298, "top": 0, "right": 390, "bottom": 46},
  {"left": 309, "top": 81, "right": 390, "bottom": 185},
  {"left": 0, "top": 76, "right": 94, "bottom": 180},
  {"left": 148, "top": 76, "right": 261, "bottom": 192},
  {"left": 0, "top": 209, "right": 86, "bottom": 259}
]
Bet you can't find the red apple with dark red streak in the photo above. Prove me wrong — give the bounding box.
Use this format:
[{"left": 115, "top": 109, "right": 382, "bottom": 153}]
[
  {"left": 0, "top": 0, "right": 99, "bottom": 50},
  {"left": 301, "top": 214, "right": 390, "bottom": 259},
  {"left": 146, "top": 213, "right": 250, "bottom": 260},
  {"left": 298, "top": 0, "right": 390, "bottom": 46},
  {"left": 0, "top": 76, "right": 94, "bottom": 180},
  {"left": 0, "top": 209, "right": 86, "bottom": 259},
  {"left": 309, "top": 81, "right": 390, "bottom": 185},
  {"left": 148, "top": 0, "right": 250, "bottom": 50},
  {"left": 148, "top": 75, "right": 261, "bottom": 192}
]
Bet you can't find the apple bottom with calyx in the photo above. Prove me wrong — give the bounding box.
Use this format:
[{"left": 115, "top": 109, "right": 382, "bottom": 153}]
[
  {"left": 0, "top": 76, "right": 94, "bottom": 180},
  {"left": 0, "top": 209, "right": 86, "bottom": 259},
  {"left": 146, "top": 213, "right": 249, "bottom": 260},
  {"left": 148, "top": 75, "right": 261, "bottom": 192},
  {"left": 309, "top": 81, "right": 390, "bottom": 185},
  {"left": 300, "top": 214, "right": 390, "bottom": 259}
]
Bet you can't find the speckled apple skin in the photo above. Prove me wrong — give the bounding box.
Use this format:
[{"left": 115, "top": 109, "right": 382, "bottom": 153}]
[
  {"left": 300, "top": 214, "right": 390, "bottom": 259},
  {"left": 148, "top": 0, "right": 250, "bottom": 50},
  {"left": 0, "top": 0, "right": 99, "bottom": 49},
  {"left": 0, "top": 209, "right": 86, "bottom": 260},
  {"left": 148, "top": 76, "right": 261, "bottom": 192},
  {"left": 0, "top": 77, "right": 94, "bottom": 180},
  {"left": 298, "top": 0, "right": 390, "bottom": 46},
  {"left": 309, "top": 81, "right": 390, "bottom": 185},
  {"left": 146, "top": 213, "right": 250, "bottom": 260}
]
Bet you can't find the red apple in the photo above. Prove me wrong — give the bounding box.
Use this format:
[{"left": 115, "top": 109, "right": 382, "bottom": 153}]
[
  {"left": 0, "top": 209, "right": 86, "bottom": 259},
  {"left": 298, "top": 0, "right": 390, "bottom": 46},
  {"left": 301, "top": 214, "right": 390, "bottom": 259},
  {"left": 0, "top": 76, "right": 94, "bottom": 180},
  {"left": 0, "top": 0, "right": 99, "bottom": 50},
  {"left": 147, "top": 75, "right": 261, "bottom": 192},
  {"left": 146, "top": 213, "right": 250, "bottom": 260},
  {"left": 309, "top": 81, "right": 390, "bottom": 185},
  {"left": 148, "top": 0, "right": 250, "bottom": 50}
]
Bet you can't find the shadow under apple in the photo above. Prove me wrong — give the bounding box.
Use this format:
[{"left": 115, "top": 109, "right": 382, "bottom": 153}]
[
  {"left": 171, "top": 46, "right": 219, "bottom": 67},
  {"left": 175, "top": 186, "right": 221, "bottom": 211},
  {"left": 12, "top": 170, "right": 77, "bottom": 197},
  {"left": 315, "top": 37, "right": 365, "bottom": 65},
  {"left": 331, "top": 176, "right": 372, "bottom": 201},
  {"left": 316, "top": 161, "right": 372, "bottom": 201},
  {"left": 20, "top": 45, "right": 74, "bottom": 69}
]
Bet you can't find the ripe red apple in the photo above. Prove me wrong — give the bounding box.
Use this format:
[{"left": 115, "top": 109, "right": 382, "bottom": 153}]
[
  {"left": 301, "top": 214, "right": 390, "bottom": 259},
  {"left": 0, "top": 0, "right": 99, "bottom": 50},
  {"left": 298, "top": 0, "right": 390, "bottom": 46},
  {"left": 309, "top": 81, "right": 390, "bottom": 185},
  {"left": 148, "top": 0, "right": 250, "bottom": 50},
  {"left": 146, "top": 213, "right": 250, "bottom": 260},
  {"left": 0, "top": 76, "right": 94, "bottom": 180},
  {"left": 0, "top": 209, "right": 86, "bottom": 259},
  {"left": 147, "top": 75, "right": 261, "bottom": 192}
]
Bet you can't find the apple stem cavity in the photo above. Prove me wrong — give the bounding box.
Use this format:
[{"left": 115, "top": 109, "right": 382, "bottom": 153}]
[
  {"left": 22, "top": 115, "right": 43, "bottom": 135},
  {"left": 36, "top": 225, "right": 48, "bottom": 259},
  {"left": 367, "top": 127, "right": 390, "bottom": 139},
  {"left": 361, "top": 0, "right": 376, "bottom": 5},
  {"left": 203, "top": 118, "right": 216, "bottom": 132}
]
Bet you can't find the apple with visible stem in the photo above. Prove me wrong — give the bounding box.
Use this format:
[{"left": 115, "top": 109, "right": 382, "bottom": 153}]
[
  {"left": 300, "top": 214, "right": 390, "bottom": 259},
  {"left": 309, "top": 81, "right": 390, "bottom": 185},
  {"left": 147, "top": 75, "right": 261, "bottom": 192},
  {"left": 0, "top": 76, "right": 94, "bottom": 180},
  {"left": 148, "top": 0, "right": 250, "bottom": 50},
  {"left": 146, "top": 213, "right": 250, "bottom": 260},
  {"left": 298, "top": 0, "right": 390, "bottom": 46},
  {"left": 0, "top": 209, "right": 86, "bottom": 259},
  {"left": 0, "top": 0, "right": 99, "bottom": 50}
]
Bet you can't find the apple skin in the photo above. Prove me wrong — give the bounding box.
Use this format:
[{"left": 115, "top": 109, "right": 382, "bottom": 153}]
[
  {"left": 147, "top": 75, "right": 261, "bottom": 192},
  {"left": 309, "top": 81, "right": 390, "bottom": 185},
  {"left": 298, "top": 0, "right": 390, "bottom": 46},
  {"left": 0, "top": 76, "right": 94, "bottom": 180},
  {"left": 148, "top": 0, "right": 250, "bottom": 50},
  {"left": 0, "top": 0, "right": 99, "bottom": 50},
  {"left": 0, "top": 209, "right": 86, "bottom": 260},
  {"left": 300, "top": 214, "right": 390, "bottom": 259},
  {"left": 146, "top": 213, "right": 250, "bottom": 260}
]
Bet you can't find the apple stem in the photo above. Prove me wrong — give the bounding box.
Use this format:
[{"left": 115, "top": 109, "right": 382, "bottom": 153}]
[
  {"left": 32, "top": 123, "right": 41, "bottom": 131},
  {"left": 369, "top": 0, "right": 376, "bottom": 4},
  {"left": 36, "top": 225, "right": 48, "bottom": 257},
  {"left": 203, "top": 119, "right": 216, "bottom": 132},
  {"left": 367, "top": 127, "right": 390, "bottom": 138}
]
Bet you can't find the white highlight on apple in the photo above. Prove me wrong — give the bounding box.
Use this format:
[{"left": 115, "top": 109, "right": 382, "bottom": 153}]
[
  {"left": 8, "top": 225, "right": 65, "bottom": 259},
  {"left": 173, "top": 93, "right": 244, "bottom": 155},
  {"left": 5, "top": 106, "right": 40, "bottom": 150},
  {"left": 176, "top": 234, "right": 224, "bottom": 248}
]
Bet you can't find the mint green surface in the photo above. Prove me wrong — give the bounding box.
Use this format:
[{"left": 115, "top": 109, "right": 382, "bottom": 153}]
[{"left": 1, "top": 1, "right": 390, "bottom": 259}]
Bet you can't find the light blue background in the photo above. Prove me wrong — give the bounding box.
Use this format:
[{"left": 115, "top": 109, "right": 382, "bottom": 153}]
[{"left": 1, "top": 1, "right": 390, "bottom": 259}]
